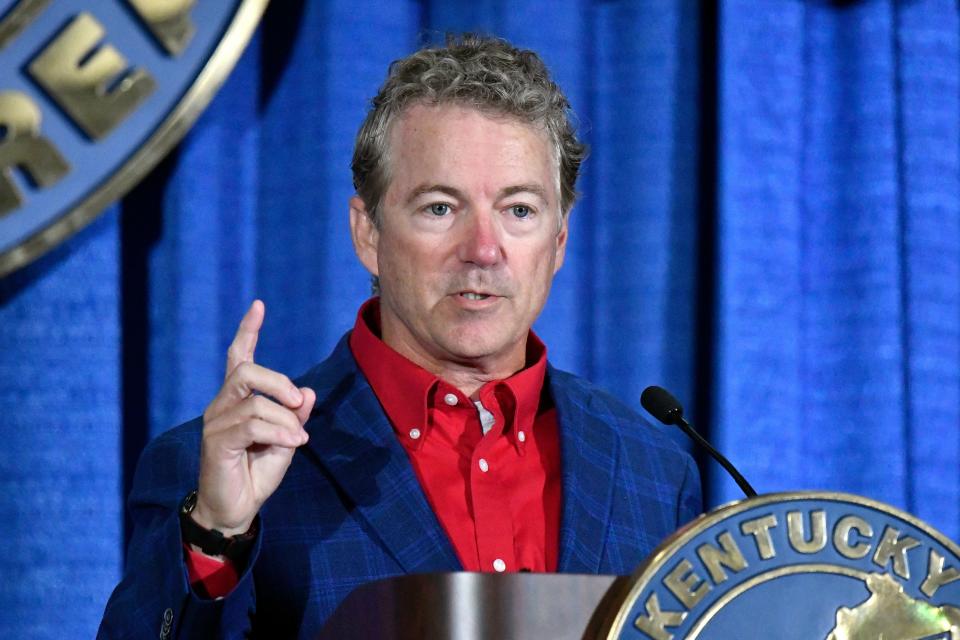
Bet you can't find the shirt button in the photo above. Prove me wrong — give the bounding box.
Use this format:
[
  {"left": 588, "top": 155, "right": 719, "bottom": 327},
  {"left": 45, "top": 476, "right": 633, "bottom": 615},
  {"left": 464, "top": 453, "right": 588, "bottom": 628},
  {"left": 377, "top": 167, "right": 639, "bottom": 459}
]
[
  {"left": 517, "top": 430, "right": 526, "bottom": 443},
  {"left": 409, "top": 428, "right": 421, "bottom": 440},
  {"left": 493, "top": 558, "right": 506, "bottom": 572},
  {"left": 443, "top": 393, "right": 458, "bottom": 406},
  {"left": 478, "top": 458, "right": 489, "bottom": 473}
]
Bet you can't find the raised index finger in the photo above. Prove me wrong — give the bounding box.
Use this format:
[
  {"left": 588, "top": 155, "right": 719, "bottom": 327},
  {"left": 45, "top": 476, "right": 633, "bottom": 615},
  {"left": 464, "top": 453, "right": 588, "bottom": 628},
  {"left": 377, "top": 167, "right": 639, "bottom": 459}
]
[{"left": 226, "top": 300, "right": 265, "bottom": 380}]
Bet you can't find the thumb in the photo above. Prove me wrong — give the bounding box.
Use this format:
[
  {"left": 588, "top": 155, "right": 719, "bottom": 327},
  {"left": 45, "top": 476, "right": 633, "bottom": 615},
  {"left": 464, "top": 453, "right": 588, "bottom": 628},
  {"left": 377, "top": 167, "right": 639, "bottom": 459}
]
[{"left": 294, "top": 387, "right": 316, "bottom": 425}]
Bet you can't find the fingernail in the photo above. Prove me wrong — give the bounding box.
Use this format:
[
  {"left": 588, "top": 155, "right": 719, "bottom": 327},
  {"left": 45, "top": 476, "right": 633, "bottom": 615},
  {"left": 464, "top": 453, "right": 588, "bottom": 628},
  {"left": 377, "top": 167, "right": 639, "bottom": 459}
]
[{"left": 290, "top": 388, "right": 303, "bottom": 403}]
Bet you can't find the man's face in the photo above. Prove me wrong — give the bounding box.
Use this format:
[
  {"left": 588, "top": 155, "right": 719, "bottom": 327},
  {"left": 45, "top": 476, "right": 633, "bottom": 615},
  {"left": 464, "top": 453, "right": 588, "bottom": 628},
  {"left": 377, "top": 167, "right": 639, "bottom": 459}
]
[{"left": 351, "top": 103, "right": 567, "bottom": 374}]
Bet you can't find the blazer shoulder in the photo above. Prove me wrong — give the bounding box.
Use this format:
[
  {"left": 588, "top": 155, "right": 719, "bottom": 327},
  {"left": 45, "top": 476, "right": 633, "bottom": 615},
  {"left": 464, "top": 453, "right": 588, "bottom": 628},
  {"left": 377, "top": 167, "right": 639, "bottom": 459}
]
[
  {"left": 546, "top": 365, "right": 690, "bottom": 459},
  {"left": 294, "top": 332, "right": 365, "bottom": 401},
  {"left": 547, "top": 365, "right": 704, "bottom": 545}
]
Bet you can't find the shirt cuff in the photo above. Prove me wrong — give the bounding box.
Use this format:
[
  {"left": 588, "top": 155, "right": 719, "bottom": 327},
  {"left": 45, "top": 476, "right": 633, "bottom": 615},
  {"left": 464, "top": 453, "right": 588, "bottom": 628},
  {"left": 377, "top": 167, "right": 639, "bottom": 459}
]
[{"left": 183, "top": 543, "right": 240, "bottom": 599}]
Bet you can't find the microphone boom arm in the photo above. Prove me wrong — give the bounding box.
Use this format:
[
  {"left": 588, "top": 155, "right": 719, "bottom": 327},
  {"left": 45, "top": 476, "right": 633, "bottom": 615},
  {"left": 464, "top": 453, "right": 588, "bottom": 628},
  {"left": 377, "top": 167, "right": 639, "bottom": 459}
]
[{"left": 675, "top": 417, "right": 757, "bottom": 498}]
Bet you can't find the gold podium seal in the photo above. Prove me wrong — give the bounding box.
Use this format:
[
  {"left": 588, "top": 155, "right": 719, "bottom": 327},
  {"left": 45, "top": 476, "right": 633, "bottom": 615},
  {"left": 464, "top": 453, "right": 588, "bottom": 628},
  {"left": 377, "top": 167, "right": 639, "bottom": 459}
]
[{"left": 593, "top": 492, "right": 960, "bottom": 640}]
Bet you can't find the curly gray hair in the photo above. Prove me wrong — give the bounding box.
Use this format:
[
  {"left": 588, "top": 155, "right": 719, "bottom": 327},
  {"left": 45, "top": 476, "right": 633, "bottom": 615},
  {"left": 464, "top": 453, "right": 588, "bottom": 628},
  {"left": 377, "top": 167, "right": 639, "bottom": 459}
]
[{"left": 351, "top": 33, "right": 588, "bottom": 226}]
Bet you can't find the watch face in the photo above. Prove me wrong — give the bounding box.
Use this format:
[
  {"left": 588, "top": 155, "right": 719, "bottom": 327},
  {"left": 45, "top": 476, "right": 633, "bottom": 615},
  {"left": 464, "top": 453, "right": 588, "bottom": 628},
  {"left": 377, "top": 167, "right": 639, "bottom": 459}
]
[{"left": 181, "top": 490, "right": 198, "bottom": 514}]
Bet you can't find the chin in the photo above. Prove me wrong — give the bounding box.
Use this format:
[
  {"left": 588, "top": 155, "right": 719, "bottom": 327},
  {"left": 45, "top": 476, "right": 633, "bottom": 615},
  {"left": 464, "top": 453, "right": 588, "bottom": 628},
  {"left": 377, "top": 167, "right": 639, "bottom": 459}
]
[{"left": 437, "top": 328, "right": 517, "bottom": 363}]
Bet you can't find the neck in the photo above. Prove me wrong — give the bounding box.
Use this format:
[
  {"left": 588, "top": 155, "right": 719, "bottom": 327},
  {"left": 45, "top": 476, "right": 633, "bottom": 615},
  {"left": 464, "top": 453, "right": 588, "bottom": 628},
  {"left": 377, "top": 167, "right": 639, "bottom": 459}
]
[{"left": 421, "top": 360, "right": 519, "bottom": 400}]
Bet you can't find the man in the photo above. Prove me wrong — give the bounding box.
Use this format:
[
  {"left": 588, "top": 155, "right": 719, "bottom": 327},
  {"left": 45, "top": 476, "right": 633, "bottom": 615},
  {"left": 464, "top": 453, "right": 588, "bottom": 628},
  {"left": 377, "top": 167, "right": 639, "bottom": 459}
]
[{"left": 99, "top": 34, "right": 701, "bottom": 638}]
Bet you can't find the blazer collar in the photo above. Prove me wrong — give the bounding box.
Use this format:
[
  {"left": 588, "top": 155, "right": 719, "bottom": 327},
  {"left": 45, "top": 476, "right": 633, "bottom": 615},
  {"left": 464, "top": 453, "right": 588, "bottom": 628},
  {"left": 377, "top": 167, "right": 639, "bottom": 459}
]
[
  {"left": 298, "top": 334, "right": 462, "bottom": 573},
  {"left": 548, "top": 364, "right": 619, "bottom": 574},
  {"left": 297, "top": 336, "right": 619, "bottom": 576}
]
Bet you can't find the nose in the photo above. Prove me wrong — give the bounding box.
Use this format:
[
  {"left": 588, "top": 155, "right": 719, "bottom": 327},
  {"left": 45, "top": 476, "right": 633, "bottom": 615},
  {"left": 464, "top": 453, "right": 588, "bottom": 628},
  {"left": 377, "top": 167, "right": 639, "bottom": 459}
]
[{"left": 456, "top": 211, "right": 503, "bottom": 267}]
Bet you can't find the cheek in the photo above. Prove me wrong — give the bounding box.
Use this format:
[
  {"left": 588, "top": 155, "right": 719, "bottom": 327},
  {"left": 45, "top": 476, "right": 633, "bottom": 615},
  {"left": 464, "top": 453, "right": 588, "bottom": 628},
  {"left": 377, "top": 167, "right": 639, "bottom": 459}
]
[
  {"left": 377, "top": 232, "right": 446, "bottom": 288},
  {"left": 527, "top": 246, "right": 560, "bottom": 296},
  {"left": 533, "top": 243, "right": 559, "bottom": 275}
]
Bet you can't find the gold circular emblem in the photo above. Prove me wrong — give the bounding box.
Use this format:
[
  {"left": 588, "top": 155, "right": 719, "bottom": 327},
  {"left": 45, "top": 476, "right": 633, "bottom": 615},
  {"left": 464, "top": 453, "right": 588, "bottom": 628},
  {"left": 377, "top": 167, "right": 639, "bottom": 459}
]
[
  {"left": 0, "top": 0, "right": 268, "bottom": 276},
  {"left": 592, "top": 491, "right": 960, "bottom": 639}
]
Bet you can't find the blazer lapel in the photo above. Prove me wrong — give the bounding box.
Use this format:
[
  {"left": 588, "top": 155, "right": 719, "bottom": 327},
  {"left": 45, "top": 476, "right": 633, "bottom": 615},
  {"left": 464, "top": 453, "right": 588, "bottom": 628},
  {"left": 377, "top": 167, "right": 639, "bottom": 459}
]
[
  {"left": 549, "top": 366, "right": 620, "bottom": 574},
  {"left": 300, "top": 337, "right": 461, "bottom": 573}
]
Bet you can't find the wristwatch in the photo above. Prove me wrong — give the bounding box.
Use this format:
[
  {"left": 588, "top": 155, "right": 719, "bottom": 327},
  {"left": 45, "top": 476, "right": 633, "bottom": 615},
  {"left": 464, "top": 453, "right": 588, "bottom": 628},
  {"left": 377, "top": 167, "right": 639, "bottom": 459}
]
[{"left": 179, "top": 490, "right": 258, "bottom": 561}]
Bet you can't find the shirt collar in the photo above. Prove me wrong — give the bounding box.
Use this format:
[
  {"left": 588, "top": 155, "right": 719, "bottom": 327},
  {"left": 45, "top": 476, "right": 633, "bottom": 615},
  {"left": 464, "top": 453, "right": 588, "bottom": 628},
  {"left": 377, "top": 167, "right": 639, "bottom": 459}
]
[{"left": 348, "top": 297, "right": 548, "bottom": 450}]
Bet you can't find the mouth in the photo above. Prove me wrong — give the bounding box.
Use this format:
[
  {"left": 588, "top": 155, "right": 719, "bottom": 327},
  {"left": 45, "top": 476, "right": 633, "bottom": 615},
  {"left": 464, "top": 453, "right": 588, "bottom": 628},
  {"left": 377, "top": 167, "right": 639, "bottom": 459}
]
[{"left": 460, "top": 291, "right": 492, "bottom": 301}]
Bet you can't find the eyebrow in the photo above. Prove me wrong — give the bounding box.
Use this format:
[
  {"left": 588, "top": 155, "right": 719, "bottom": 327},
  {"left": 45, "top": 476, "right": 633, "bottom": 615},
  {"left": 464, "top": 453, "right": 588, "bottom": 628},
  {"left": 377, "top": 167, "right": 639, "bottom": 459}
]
[
  {"left": 404, "top": 184, "right": 465, "bottom": 206},
  {"left": 404, "top": 183, "right": 550, "bottom": 206},
  {"left": 499, "top": 183, "right": 549, "bottom": 204}
]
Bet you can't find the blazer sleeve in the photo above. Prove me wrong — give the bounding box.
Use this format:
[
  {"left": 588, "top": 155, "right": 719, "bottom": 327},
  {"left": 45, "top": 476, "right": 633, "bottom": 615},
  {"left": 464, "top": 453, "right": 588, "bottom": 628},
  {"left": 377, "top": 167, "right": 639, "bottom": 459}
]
[{"left": 97, "top": 419, "right": 262, "bottom": 640}]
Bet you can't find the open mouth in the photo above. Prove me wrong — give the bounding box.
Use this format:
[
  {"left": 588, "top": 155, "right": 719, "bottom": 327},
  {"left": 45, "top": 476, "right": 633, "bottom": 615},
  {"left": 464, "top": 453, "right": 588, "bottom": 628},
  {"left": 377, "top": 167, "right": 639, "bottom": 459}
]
[{"left": 460, "top": 292, "right": 492, "bottom": 301}]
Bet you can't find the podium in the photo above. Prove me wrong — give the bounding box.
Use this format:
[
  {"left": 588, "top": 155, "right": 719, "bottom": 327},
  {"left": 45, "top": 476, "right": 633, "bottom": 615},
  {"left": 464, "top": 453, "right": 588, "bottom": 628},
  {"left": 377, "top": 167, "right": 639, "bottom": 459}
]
[
  {"left": 317, "top": 572, "right": 629, "bottom": 639},
  {"left": 316, "top": 493, "right": 960, "bottom": 639}
]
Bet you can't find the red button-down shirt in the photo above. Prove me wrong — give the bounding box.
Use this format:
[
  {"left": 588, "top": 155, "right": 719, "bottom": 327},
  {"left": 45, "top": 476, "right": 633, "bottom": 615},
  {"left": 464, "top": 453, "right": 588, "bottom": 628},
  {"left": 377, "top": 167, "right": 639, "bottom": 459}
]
[
  {"left": 350, "top": 298, "right": 561, "bottom": 573},
  {"left": 185, "top": 298, "right": 561, "bottom": 594}
]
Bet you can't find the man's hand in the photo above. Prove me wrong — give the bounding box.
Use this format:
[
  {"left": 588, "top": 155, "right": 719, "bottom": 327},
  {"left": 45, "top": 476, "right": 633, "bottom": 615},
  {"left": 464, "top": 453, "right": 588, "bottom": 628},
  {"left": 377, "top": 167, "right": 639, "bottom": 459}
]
[{"left": 191, "top": 300, "right": 316, "bottom": 536}]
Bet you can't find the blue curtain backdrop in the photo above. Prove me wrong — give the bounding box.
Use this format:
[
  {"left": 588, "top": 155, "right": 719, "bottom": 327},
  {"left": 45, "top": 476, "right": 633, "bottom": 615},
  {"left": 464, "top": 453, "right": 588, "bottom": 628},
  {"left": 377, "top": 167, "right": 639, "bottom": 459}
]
[{"left": 1, "top": 0, "right": 959, "bottom": 636}]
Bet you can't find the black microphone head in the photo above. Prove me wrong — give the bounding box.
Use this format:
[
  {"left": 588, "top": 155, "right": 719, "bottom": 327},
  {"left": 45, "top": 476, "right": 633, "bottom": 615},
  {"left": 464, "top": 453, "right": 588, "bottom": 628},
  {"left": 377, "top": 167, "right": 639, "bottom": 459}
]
[{"left": 640, "top": 386, "right": 684, "bottom": 425}]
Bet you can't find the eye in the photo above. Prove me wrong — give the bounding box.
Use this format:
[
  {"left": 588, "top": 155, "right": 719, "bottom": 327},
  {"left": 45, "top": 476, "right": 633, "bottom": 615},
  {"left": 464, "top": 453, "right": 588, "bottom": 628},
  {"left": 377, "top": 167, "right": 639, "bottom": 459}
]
[
  {"left": 510, "top": 205, "right": 533, "bottom": 219},
  {"left": 427, "top": 203, "right": 451, "bottom": 217}
]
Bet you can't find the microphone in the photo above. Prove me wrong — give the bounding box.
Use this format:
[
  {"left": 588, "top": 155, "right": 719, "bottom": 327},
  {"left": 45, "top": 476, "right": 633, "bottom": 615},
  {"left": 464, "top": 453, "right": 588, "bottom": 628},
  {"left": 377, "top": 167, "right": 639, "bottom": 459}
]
[{"left": 640, "top": 385, "right": 758, "bottom": 499}]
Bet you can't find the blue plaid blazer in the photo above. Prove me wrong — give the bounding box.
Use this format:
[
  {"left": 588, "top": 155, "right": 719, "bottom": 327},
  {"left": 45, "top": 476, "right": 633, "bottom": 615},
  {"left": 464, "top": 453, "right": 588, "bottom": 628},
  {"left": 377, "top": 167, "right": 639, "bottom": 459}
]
[{"left": 99, "top": 334, "right": 701, "bottom": 639}]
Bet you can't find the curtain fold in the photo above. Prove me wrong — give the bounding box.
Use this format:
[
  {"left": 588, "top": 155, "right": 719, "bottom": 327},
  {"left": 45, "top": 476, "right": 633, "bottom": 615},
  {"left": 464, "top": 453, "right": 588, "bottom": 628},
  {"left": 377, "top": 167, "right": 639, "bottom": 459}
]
[
  {"left": 892, "top": 0, "right": 960, "bottom": 536},
  {"left": 581, "top": 1, "right": 701, "bottom": 418},
  {"left": 716, "top": 1, "right": 808, "bottom": 501},
  {"left": 0, "top": 211, "right": 122, "bottom": 637},
  {"left": 716, "top": 0, "right": 960, "bottom": 543}
]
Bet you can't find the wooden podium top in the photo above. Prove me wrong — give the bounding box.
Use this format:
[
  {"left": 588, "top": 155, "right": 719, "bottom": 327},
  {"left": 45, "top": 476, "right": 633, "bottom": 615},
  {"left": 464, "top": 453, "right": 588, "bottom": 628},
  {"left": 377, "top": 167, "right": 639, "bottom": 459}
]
[{"left": 317, "top": 572, "right": 629, "bottom": 640}]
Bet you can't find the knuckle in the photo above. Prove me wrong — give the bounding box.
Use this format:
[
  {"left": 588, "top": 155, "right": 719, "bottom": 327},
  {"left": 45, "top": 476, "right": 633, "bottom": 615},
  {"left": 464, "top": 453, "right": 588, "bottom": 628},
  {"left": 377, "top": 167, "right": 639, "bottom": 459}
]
[
  {"left": 249, "top": 394, "right": 270, "bottom": 418},
  {"left": 285, "top": 413, "right": 300, "bottom": 431},
  {"left": 234, "top": 361, "right": 252, "bottom": 379},
  {"left": 226, "top": 363, "right": 255, "bottom": 391},
  {"left": 288, "top": 410, "right": 304, "bottom": 430},
  {"left": 274, "top": 402, "right": 297, "bottom": 427},
  {"left": 238, "top": 420, "right": 258, "bottom": 439}
]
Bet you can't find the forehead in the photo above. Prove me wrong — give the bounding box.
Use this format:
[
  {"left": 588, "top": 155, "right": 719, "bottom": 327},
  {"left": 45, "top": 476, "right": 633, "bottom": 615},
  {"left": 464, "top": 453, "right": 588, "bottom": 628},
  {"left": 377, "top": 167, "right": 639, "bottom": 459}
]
[{"left": 384, "top": 103, "right": 558, "bottom": 199}]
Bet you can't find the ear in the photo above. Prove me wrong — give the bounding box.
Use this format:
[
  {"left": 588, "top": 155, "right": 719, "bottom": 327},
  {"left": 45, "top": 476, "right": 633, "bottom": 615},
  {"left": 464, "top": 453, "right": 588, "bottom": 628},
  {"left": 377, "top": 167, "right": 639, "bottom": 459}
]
[
  {"left": 552, "top": 212, "right": 568, "bottom": 273},
  {"left": 349, "top": 196, "right": 380, "bottom": 277}
]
